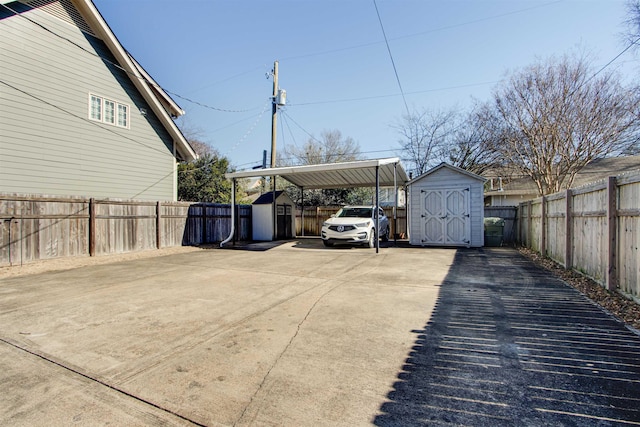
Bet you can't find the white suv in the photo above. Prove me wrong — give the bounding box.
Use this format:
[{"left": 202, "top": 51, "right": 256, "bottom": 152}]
[{"left": 321, "top": 206, "right": 390, "bottom": 248}]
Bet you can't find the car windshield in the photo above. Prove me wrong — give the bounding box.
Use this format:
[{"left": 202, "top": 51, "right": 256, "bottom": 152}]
[{"left": 337, "top": 208, "right": 372, "bottom": 218}]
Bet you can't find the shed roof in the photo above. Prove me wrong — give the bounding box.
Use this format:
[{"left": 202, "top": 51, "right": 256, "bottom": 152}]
[
  {"left": 226, "top": 158, "right": 408, "bottom": 189},
  {"left": 407, "top": 162, "right": 487, "bottom": 185},
  {"left": 253, "top": 191, "right": 288, "bottom": 205}
]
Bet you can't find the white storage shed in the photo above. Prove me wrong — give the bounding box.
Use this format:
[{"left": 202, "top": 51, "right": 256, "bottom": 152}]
[
  {"left": 407, "top": 163, "right": 486, "bottom": 247},
  {"left": 252, "top": 191, "right": 296, "bottom": 241}
]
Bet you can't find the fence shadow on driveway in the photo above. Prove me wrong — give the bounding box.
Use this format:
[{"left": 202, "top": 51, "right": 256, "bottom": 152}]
[{"left": 374, "top": 248, "right": 640, "bottom": 426}]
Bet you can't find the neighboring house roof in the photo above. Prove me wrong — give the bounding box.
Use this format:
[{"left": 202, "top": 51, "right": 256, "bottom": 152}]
[
  {"left": 407, "top": 162, "right": 487, "bottom": 186},
  {"left": 485, "top": 155, "right": 640, "bottom": 197},
  {"left": 71, "top": 0, "right": 196, "bottom": 162}
]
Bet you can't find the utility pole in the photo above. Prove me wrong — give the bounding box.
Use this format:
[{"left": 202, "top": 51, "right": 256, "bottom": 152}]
[{"left": 270, "top": 60, "right": 279, "bottom": 168}]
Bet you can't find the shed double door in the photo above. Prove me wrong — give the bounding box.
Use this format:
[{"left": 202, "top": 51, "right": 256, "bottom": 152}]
[
  {"left": 276, "top": 204, "right": 293, "bottom": 239},
  {"left": 420, "top": 187, "right": 470, "bottom": 246}
]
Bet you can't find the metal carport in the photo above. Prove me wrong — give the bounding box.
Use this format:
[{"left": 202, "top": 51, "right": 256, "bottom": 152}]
[{"left": 222, "top": 157, "right": 409, "bottom": 253}]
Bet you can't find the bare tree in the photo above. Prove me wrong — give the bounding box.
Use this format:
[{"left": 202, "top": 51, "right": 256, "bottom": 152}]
[
  {"left": 624, "top": 0, "right": 640, "bottom": 45},
  {"left": 439, "top": 106, "right": 503, "bottom": 175},
  {"left": 395, "top": 107, "right": 459, "bottom": 176},
  {"left": 478, "top": 53, "right": 640, "bottom": 196},
  {"left": 280, "top": 129, "right": 361, "bottom": 166},
  {"left": 279, "top": 130, "right": 373, "bottom": 206}
]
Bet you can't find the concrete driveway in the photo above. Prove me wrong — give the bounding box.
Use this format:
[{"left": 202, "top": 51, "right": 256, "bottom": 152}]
[
  {"left": 1, "top": 240, "right": 639, "bottom": 426},
  {"left": 0, "top": 239, "right": 449, "bottom": 426}
]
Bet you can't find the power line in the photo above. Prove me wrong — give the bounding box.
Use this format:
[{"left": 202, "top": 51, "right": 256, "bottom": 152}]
[
  {"left": 183, "top": 65, "right": 268, "bottom": 95},
  {"left": 1, "top": 79, "right": 175, "bottom": 159},
  {"left": 288, "top": 80, "right": 499, "bottom": 107},
  {"left": 585, "top": 37, "right": 640, "bottom": 85},
  {"left": 280, "top": 1, "right": 562, "bottom": 63},
  {"left": 222, "top": 99, "right": 271, "bottom": 157},
  {"left": 164, "top": 90, "right": 260, "bottom": 113},
  {"left": 392, "top": 1, "right": 563, "bottom": 44},
  {"left": 373, "top": 0, "right": 410, "bottom": 116},
  {"left": 0, "top": 3, "right": 257, "bottom": 114},
  {"left": 279, "top": 111, "right": 323, "bottom": 145},
  {"left": 280, "top": 110, "right": 300, "bottom": 149}
]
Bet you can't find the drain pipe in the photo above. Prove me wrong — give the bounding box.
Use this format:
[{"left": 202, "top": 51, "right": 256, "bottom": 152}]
[{"left": 220, "top": 178, "right": 236, "bottom": 247}]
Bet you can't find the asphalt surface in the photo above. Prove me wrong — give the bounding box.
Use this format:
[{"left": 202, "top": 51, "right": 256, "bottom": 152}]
[
  {"left": 1, "top": 240, "right": 639, "bottom": 426},
  {"left": 376, "top": 248, "right": 640, "bottom": 426}
]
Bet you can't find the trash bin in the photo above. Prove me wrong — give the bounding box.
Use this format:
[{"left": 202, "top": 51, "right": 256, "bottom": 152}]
[{"left": 484, "top": 217, "right": 505, "bottom": 247}]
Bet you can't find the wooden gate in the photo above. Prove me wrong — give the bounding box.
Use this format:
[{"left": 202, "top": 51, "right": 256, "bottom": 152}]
[{"left": 420, "top": 187, "right": 470, "bottom": 246}]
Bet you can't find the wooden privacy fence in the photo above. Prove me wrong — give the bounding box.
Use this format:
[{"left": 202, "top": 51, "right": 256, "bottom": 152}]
[
  {"left": 517, "top": 171, "right": 640, "bottom": 301},
  {"left": 0, "top": 194, "right": 251, "bottom": 267},
  {"left": 296, "top": 206, "right": 408, "bottom": 238}
]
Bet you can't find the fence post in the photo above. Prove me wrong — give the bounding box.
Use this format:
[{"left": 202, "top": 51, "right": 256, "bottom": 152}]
[
  {"left": 564, "top": 189, "right": 573, "bottom": 269},
  {"left": 527, "top": 201, "right": 533, "bottom": 248},
  {"left": 89, "top": 198, "right": 96, "bottom": 256},
  {"left": 233, "top": 204, "right": 238, "bottom": 243},
  {"left": 540, "top": 196, "right": 546, "bottom": 256},
  {"left": 606, "top": 176, "right": 617, "bottom": 291},
  {"left": 156, "top": 201, "right": 162, "bottom": 249},
  {"left": 202, "top": 204, "right": 207, "bottom": 244}
]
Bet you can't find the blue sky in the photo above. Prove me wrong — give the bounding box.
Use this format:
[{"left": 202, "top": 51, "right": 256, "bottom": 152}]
[{"left": 94, "top": 0, "right": 636, "bottom": 172}]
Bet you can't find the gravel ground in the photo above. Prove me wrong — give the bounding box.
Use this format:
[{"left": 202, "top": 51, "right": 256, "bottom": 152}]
[{"left": 518, "top": 247, "right": 640, "bottom": 332}]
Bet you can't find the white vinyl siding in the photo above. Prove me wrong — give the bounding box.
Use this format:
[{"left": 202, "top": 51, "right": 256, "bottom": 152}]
[{"left": 0, "top": 1, "right": 177, "bottom": 201}]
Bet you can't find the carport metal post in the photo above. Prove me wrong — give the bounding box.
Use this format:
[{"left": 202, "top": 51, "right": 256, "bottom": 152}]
[
  {"left": 393, "top": 162, "right": 397, "bottom": 245},
  {"left": 220, "top": 178, "right": 236, "bottom": 248},
  {"left": 272, "top": 176, "right": 277, "bottom": 241},
  {"left": 300, "top": 187, "right": 304, "bottom": 237},
  {"left": 376, "top": 165, "right": 379, "bottom": 253}
]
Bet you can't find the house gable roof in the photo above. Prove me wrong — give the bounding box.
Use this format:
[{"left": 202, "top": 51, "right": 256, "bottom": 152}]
[
  {"left": 68, "top": 0, "right": 196, "bottom": 161},
  {"left": 407, "top": 162, "right": 487, "bottom": 186}
]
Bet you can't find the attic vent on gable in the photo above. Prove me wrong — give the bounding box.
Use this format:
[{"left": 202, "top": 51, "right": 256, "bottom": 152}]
[{"left": 19, "top": 0, "right": 98, "bottom": 38}]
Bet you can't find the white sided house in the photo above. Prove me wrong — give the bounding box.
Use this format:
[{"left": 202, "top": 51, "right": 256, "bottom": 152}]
[
  {"left": 0, "top": 0, "right": 196, "bottom": 201},
  {"left": 408, "top": 163, "right": 486, "bottom": 248}
]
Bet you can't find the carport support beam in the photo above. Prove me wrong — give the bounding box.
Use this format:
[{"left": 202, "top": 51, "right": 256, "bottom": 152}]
[
  {"left": 272, "top": 176, "right": 277, "bottom": 241},
  {"left": 393, "top": 162, "right": 397, "bottom": 245},
  {"left": 376, "top": 165, "right": 379, "bottom": 253}
]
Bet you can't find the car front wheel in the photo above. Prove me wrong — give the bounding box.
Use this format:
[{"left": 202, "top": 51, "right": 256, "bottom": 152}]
[{"left": 367, "top": 229, "right": 376, "bottom": 248}]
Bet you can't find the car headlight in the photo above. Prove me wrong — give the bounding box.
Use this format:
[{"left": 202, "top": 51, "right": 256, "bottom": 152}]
[
  {"left": 355, "top": 221, "right": 371, "bottom": 228},
  {"left": 322, "top": 222, "right": 330, "bottom": 227}
]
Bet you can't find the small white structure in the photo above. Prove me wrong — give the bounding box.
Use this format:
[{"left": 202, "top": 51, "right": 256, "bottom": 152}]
[
  {"left": 407, "top": 163, "right": 486, "bottom": 247},
  {"left": 252, "top": 191, "right": 296, "bottom": 241}
]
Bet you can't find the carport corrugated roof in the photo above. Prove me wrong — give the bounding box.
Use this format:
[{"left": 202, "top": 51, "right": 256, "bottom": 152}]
[{"left": 225, "top": 157, "right": 409, "bottom": 189}]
